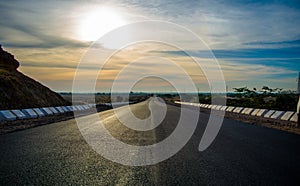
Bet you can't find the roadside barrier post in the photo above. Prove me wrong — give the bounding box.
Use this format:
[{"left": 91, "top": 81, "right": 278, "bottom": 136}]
[
  {"left": 297, "top": 95, "right": 300, "bottom": 127},
  {"left": 297, "top": 72, "right": 300, "bottom": 127}
]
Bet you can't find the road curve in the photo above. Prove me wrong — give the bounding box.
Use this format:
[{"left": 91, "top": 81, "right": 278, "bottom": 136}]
[{"left": 0, "top": 98, "right": 300, "bottom": 185}]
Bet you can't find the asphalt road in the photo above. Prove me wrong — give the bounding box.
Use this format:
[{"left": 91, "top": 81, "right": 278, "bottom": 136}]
[{"left": 0, "top": 98, "right": 300, "bottom": 185}]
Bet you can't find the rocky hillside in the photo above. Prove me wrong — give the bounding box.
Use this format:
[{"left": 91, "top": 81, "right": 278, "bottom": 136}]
[{"left": 0, "top": 45, "right": 70, "bottom": 110}]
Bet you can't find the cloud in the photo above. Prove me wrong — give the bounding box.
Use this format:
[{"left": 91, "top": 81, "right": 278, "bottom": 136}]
[
  {"left": 0, "top": 17, "right": 92, "bottom": 48},
  {"left": 155, "top": 47, "right": 300, "bottom": 70},
  {"left": 1, "top": 0, "right": 299, "bottom": 92},
  {"left": 243, "top": 39, "right": 300, "bottom": 47},
  {"left": 216, "top": 59, "right": 298, "bottom": 91},
  {"left": 2, "top": 0, "right": 300, "bottom": 50},
  {"left": 0, "top": 0, "right": 93, "bottom": 49}
]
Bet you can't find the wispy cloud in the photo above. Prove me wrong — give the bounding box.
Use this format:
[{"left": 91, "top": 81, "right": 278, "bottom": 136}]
[
  {"left": 156, "top": 47, "right": 300, "bottom": 70},
  {"left": 0, "top": 0, "right": 299, "bottom": 91},
  {"left": 246, "top": 39, "right": 300, "bottom": 46},
  {"left": 0, "top": 0, "right": 93, "bottom": 49}
]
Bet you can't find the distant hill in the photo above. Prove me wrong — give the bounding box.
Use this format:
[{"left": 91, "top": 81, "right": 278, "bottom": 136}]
[{"left": 0, "top": 45, "right": 70, "bottom": 110}]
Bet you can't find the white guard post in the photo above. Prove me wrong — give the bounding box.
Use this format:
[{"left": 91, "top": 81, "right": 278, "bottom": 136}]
[{"left": 297, "top": 72, "right": 300, "bottom": 127}]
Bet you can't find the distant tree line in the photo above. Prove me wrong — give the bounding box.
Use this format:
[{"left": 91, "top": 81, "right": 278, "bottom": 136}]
[{"left": 198, "top": 86, "right": 298, "bottom": 111}]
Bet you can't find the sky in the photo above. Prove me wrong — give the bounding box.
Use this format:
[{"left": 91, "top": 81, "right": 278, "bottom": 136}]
[{"left": 0, "top": 0, "right": 300, "bottom": 92}]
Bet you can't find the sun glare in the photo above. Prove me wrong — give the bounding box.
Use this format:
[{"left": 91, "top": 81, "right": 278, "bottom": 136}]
[{"left": 79, "top": 7, "right": 126, "bottom": 41}]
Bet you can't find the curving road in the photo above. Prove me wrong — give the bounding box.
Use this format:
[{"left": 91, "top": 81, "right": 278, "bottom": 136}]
[{"left": 0, "top": 97, "right": 300, "bottom": 185}]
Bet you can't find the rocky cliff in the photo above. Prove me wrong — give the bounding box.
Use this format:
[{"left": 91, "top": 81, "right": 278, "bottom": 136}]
[{"left": 0, "top": 45, "right": 70, "bottom": 110}]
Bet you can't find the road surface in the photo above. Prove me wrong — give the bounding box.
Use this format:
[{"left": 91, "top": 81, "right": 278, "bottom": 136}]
[{"left": 0, "top": 98, "right": 300, "bottom": 185}]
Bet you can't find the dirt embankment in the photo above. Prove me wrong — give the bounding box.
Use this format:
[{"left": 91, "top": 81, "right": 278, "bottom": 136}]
[{"left": 0, "top": 45, "right": 69, "bottom": 110}]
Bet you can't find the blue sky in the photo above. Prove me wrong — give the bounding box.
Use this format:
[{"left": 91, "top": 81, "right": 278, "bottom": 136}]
[
  {"left": 0, "top": 0, "right": 299, "bottom": 92},
  {"left": 160, "top": 46, "right": 300, "bottom": 70}
]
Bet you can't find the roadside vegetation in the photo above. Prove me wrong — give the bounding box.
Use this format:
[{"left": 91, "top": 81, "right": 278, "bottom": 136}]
[
  {"left": 61, "top": 86, "right": 298, "bottom": 112},
  {"left": 159, "top": 86, "right": 298, "bottom": 112},
  {"left": 198, "top": 86, "right": 298, "bottom": 111}
]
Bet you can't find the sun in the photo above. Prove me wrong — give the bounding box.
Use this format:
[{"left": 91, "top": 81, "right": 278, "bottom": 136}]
[{"left": 79, "top": 7, "right": 126, "bottom": 41}]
